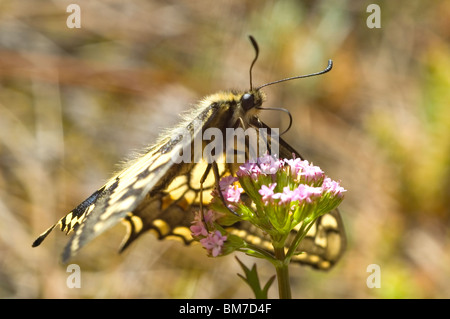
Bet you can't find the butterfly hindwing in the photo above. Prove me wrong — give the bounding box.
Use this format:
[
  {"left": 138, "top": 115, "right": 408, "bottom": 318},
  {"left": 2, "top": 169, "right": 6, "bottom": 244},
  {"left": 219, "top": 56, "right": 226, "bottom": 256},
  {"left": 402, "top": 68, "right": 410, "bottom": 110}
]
[
  {"left": 293, "top": 209, "right": 346, "bottom": 269},
  {"left": 118, "top": 158, "right": 230, "bottom": 252}
]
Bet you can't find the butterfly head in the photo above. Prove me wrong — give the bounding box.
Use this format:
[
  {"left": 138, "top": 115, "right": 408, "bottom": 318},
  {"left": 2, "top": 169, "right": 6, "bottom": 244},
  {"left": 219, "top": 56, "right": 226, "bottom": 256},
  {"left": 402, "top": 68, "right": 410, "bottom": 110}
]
[
  {"left": 240, "top": 90, "right": 264, "bottom": 111},
  {"left": 229, "top": 89, "right": 267, "bottom": 126}
]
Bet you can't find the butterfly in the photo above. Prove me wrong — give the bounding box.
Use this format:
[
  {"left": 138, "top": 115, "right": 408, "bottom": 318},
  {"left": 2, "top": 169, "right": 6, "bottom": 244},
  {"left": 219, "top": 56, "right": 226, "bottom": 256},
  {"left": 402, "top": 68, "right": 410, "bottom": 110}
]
[{"left": 32, "top": 36, "right": 345, "bottom": 270}]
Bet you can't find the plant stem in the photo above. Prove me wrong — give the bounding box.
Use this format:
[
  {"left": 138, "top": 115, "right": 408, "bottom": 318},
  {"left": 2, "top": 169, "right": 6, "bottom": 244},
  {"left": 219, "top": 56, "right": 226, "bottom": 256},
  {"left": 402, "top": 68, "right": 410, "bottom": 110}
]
[
  {"left": 273, "top": 245, "right": 291, "bottom": 299},
  {"left": 242, "top": 243, "right": 277, "bottom": 265},
  {"left": 285, "top": 221, "right": 315, "bottom": 261}
]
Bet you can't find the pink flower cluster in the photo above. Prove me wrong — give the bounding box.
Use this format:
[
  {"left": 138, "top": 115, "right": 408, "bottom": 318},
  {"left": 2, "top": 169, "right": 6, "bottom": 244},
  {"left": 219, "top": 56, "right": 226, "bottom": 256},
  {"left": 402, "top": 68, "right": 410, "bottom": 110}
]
[
  {"left": 190, "top": 210, "right": 227, "bottom": 257},
  {"left": 238, "top": 155, "right": 325, "bottom": 184},
  {"left": 258, "top": 184, "right": 277, "bottom": 203},
  {"left": 190, "top": 155, "right": 346, "bottom": 258},
  {"left": 219, "top": 175, "right": 243, "bottom": 206},
  {"left": 236, "top": 161, "right": 261, "bottom": 180},
  {"left": 199, "top": 231, "right": 228, "bottom": 257},
  {"left": 284, "top": 158, "right": 325, "bottom": 184},
  {"left": 238, "top": 154, "right": 346, "bottom": 207},
  {"left": 258, "top": 155, "right": 284, "bottom": 175},
  {"left": 322, "top": 177, "right": 346, "bottom": 198},
  {"left": 259, "top": 184, "right": 323, "bottom": 205},
  {"left": 236, "top": 154, "right": 285, "bottom": 177},
  {"left": 190, "top": 210, "right": 215, "bottom": 237}
]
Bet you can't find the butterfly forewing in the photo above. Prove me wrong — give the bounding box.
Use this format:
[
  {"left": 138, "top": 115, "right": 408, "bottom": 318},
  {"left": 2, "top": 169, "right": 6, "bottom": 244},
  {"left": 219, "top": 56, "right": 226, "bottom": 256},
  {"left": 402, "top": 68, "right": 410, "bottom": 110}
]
[{"left": 33, "top": 101, "right": 222, "bottom": 261}]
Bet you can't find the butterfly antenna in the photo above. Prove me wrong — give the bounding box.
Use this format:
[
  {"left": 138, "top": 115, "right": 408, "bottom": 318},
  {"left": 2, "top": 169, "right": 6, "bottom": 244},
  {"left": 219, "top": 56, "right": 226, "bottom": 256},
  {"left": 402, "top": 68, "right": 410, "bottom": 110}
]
[
  {"left": 257, "top": 59, "right": 333, "bottom": 90},
  {"left": 248, "top": 35, "right": 259, "bottom": 90}
]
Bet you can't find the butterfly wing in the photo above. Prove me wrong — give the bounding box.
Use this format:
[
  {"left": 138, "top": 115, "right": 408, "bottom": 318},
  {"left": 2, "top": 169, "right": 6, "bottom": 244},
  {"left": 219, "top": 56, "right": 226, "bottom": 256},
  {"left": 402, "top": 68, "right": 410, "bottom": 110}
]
[
  {"left": 32, "top": 103, "right": 220, "bottom": 262},
  {"left": 32, "top": 146, "right": 192, "bottom": 262}
]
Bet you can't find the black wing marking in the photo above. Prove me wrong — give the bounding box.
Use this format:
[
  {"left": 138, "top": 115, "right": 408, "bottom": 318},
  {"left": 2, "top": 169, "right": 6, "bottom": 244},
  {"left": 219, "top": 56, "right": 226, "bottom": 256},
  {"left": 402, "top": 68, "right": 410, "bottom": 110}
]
[{"left": 32, "top": 186, "right": 106, "bottom": 247}]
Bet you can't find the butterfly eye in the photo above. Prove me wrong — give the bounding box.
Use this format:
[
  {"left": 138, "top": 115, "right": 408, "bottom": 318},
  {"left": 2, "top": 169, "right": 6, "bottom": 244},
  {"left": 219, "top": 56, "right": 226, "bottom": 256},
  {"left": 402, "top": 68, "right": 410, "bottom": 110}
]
[{"left": 241, "top": 93, "right": 255, "bottom": 111}]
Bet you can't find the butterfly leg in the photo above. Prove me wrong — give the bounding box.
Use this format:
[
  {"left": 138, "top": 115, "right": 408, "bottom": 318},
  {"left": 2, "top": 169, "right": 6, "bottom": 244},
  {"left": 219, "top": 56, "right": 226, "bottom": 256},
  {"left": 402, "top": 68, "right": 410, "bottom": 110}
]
[
  {"left": 199, "top": 161, "right": 239, "bottom": 217},
  {"left": 198, "top": 163, "right": 212, "bottom": 228},
  {"left": 251, "top": 117, "right": 271, "bottom": 156},
  {"left": 211, "top": 161, "right": 240, "bottom": 217}
]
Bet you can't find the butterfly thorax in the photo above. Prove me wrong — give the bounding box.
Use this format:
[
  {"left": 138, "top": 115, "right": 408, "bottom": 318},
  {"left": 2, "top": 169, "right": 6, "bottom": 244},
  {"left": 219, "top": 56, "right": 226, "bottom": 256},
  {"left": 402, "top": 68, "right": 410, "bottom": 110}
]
[{"left": 195, "top": 89, "right": 265, "bottom": 131}]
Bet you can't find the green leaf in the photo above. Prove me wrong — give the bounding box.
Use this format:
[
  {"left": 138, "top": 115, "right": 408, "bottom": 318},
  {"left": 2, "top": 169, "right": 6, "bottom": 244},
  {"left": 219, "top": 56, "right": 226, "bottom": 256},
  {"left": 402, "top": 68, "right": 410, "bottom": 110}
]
[
  {"left": 235, "top": 256, "right": 275, "bottom": 299},
  {"left": 220, "top": 233, "right": 246, "bottom": 255}
]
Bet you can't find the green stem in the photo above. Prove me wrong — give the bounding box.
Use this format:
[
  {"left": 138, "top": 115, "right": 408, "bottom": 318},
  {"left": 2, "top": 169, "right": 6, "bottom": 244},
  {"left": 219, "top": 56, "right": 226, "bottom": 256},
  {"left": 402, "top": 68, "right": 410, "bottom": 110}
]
[
  {"left": 273, "top": 245, "right": 291, "bottom": 299},
  {"left": 285, "top": 221, "right": 315, "bottom": 262},
  {"left": 240, "top": 244, "right": 277, "bottom": 265}
]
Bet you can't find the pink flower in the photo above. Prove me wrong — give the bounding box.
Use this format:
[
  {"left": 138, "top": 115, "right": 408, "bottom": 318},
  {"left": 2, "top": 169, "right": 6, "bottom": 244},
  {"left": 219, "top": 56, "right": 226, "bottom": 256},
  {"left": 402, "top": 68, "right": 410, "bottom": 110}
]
[
  {"left": 284, "top": 158, "right": 308, "bottom": 176},
  {"left": 322, "top": 177, "right": 346, "bottom": 198},
  {"left": 223, "top": 184, "right": 243, "bottom": 203},
  {"left": 291, "top": 184, "right": 322, "bottom": 204},
  {"left": 237, "top": 162, "right": 261, "bottom": 180},
  {"left": 219, "top": 175, "right": 238, "bottom": 191},
  {"left": 216, "top": 176, "right": 243, "bottom": 205},
  {"left": 200, "top": 230, "right": 228, "bottom": 257},
  {"left": 300, "top": 164, "right": 324, "bottom": 184},
  {"left": 258, "top": 154, "right": 284, "bottom": 175},
  {"left": 190, "top": 218, "right": 208, "bottom": 237},
  {"left": 285, "top": 158, "right": 324, "bottom": 184},
  {"left": 272, "top": 186, "right": 295, "bottom": 205},
  {"left": 190, "top": 210, "right": 217, "bottom": 237},
  {"left": 258, "top": 183, "right": 277, "bottom": 203},
  {"left": 190, "top": 223, "right": 208, "bottom": 237}
]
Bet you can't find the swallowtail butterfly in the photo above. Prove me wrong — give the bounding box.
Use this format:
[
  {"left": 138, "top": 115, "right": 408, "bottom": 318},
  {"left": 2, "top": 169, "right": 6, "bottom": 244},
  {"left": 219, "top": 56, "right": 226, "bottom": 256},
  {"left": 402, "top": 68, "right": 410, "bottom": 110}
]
[{"left": 33, "top": 36, "right": 345, "bottom": 270}]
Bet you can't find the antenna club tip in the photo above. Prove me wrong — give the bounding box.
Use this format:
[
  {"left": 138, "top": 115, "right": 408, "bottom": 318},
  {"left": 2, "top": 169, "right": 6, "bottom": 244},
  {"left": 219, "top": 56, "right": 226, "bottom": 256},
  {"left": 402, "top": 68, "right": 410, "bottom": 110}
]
[{"left": 327, "top": 59, "right": 333, "bottom": 70}]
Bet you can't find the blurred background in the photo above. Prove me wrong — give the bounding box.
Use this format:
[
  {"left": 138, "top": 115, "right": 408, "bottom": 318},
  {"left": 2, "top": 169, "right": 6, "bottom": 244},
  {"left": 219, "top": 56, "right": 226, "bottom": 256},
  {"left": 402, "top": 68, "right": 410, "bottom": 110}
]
[{"left": 0, "top": 0, "right": 449, "bottom": 298}]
